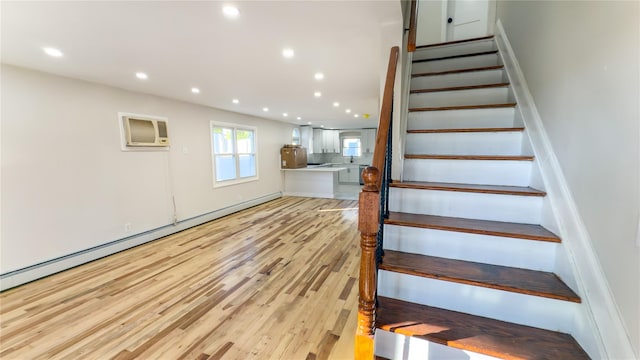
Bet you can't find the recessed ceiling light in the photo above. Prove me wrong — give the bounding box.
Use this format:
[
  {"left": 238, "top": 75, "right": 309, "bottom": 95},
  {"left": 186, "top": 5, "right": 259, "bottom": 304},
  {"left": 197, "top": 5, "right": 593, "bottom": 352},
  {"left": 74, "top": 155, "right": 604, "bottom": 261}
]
[
  {"left": 320, "top": 125, "right": 325, "bottom": 128},
  {"left": 222, "top": 5, "right": 240, "bottom": 19},
  {"left": 314, "top": 91, "right": 322, "bottom": 98},
  {"left": 283, "top": 113, "right": 288, "bottom": 117},
  {"left": 135, "top": 72, "right": 148, "bottom": 80},
  {"left": 354, "top": 114, "right": 360, "bottom": 118},
  {"left": 191, "top": 87, "right": 200, "bottom": 94},
  {"left": 282, "top": 48, "right": 295, "bottom": 58},
  {"left": 345, "top": 109, "right": 351, "bottom": 114},
  {"left": 262, "top": 107, "right": 269, "bottom": 112},
  {"left": 307, "top": 122, "right": 312, "bottom": 125},
  {"left": 232, "top": 99, "right": 239, "bottom": 104},
  {"left": 296, "top": 116, "right": 302, "bottom": 120},
  {"left": 43, "top": 47, "right": 63, "bottom": 58},
  {"left": 314, "top": 72, "right": 324, "bottom": 80},
  {"left": 333, "top": 102, "right": 340, "bottom": 107}
]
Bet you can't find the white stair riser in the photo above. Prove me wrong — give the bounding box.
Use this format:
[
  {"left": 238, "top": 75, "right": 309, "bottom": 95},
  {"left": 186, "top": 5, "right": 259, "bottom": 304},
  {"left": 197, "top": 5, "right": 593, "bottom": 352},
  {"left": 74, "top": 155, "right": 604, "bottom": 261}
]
[
  {"left": 389, "top": 188, "right": 543, "bottom": 224},
  {"left": 410, "top": 87, "right": 510, "bottom": 108},
  {"left": 413, "top": 39, "right": 496, "bottom": 61},
  {"left": 405, "top": 132, "right": 524, "bottom": 156},
  {"left": 383, "top": 224, "right": 557, "bottom": 271},
  {"left": 375, "top": 330, "right": 501, "bottom": 360},
  {"left": 411, "top": 69, "right": 505, "bottom": 90},
  {"left": 378, "top": 270, "right": 580, "bottom": 334},
  {"left": 412, "top": 54, "right": 500, "bottom": 74},
  {"left": 403, "top": 158, "right": 532, "bottom": 186},
  {"left": 407, "top": 107, "right": 516, "bottom": 130}
]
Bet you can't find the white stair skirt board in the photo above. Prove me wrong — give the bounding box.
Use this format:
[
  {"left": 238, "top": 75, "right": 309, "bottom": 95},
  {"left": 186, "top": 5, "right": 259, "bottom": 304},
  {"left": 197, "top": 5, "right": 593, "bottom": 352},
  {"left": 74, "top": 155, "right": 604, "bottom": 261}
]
[
  {"left": 375, "top": 330, "right": 501, "bottom": 360},
  {"left": 403, "top": 158, "right": 532, "bottom": 187},
  {"left": 409, "top": 87, "right": 510, "bottom": 108},
  {"left": 405, "top": 131, "right": 524, "bottom": 156},
  {"left": 378, "top": 270, "right": 580, "bottom": 334},
  {"left": 412, "top": 39, "right": 497, "bottom": 61},
  {"left": 412, "top": 53, "right": 500, "bottom": 74},
  {"left": 383, "top": 224, "right": 557, "bottom": 271},
  {"left": 407, "top": 107, "right": 515, "bottom": 130},
  {"left": 411, "top": 69, "right": 506, "bottom": 90},
  {"left": 388, "top": 187, "right": 543, "bottom": 224}
]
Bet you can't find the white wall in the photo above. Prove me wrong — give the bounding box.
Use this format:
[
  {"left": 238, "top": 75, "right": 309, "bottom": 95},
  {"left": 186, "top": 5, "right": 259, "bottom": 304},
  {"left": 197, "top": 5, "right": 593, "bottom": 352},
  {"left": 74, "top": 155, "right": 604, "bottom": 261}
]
[
  {"left": 497, "top": 1, "right": 640, "bottom": 356},
  {"left": 416, "top": 0, "right": 445, "bottom": 46},
  {"left": 1, "top": 65, "right": 294, "bottom": 274}
]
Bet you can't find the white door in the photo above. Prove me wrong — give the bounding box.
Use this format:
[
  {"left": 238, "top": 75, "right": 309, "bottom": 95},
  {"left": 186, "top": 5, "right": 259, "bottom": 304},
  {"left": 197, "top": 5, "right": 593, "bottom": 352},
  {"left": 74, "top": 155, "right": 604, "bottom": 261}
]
[{"left": 446, "top": 0, "right": 495, "bottom": 41}]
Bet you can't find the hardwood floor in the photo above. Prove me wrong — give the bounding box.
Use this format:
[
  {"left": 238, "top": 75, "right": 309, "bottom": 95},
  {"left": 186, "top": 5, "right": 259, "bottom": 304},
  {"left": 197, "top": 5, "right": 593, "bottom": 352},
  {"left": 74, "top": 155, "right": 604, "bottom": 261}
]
[{"left": 0, "top": 197, "right": 361, "bottom": 360}]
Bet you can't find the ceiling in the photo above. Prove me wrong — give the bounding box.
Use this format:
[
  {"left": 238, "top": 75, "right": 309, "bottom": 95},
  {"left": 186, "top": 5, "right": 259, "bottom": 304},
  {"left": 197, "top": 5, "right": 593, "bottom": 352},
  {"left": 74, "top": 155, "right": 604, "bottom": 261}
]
[{"left": 1, "top": 1, "right": 403, "bottom": 129}]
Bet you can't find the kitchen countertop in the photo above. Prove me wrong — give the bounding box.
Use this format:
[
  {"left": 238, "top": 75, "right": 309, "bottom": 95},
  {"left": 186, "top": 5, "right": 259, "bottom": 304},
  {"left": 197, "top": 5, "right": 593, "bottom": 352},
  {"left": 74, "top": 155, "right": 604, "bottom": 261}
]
[{"left": 281, "top": 166, "right": 346, "bottom": 172}]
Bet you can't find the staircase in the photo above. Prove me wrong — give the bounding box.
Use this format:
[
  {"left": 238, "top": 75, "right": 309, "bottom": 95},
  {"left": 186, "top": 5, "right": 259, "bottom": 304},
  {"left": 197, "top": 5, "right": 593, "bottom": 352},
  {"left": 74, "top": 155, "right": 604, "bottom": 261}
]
[{"left": 372, "top": 36, "right": 590, "bottom": 359}]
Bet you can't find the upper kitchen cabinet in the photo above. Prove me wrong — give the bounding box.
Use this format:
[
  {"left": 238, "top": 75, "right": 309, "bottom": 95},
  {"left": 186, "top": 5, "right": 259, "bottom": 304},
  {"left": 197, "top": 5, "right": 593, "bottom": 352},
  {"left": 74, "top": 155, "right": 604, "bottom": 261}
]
[
  {"left": 300, "top": 126, "right": 313, "bottom": 153},
  {"left": 323, "top": 130, "right": 340, "bottom": 153},
  {"left": 313, "top": 128, "right": 323, "bottom": 153},
  {"left": 312, "top": 128, "right": 340, "bottom": 153},
  {"left": 305, "top": 128, "right": 376, "bottom": 154},
  {"left": 361, "top": 129, "right": 377, "bottom": 153}
]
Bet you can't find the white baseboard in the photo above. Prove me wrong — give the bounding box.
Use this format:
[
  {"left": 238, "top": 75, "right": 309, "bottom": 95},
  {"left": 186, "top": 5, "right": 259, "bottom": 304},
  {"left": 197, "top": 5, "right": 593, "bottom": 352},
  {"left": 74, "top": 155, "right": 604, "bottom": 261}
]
[
  {"left": 282, "top": 192, "right": 335, "bottom": 199},
  {"left": 0, "top": 192, "right": 282, "bottom": 291},
  {"left": 495, "top": 19, "right": 635, "bottom": 360}
]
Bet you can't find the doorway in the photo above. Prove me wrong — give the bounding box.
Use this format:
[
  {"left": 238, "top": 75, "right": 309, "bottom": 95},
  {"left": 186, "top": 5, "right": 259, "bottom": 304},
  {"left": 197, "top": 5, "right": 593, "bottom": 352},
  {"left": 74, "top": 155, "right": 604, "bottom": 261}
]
[{"left": 416, "top": 0, "right": 496, "bottom": 45}]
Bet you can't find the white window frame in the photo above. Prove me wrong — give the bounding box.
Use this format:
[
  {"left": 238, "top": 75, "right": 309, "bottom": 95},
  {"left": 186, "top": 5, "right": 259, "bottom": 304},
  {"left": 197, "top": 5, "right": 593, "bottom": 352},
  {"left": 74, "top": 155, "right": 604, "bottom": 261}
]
[
  {"left": 341, "top": 136, "right": 362, "bottom": 157},
  {"left": 210, "top": 121, "right": 258, "bottom": 188}
]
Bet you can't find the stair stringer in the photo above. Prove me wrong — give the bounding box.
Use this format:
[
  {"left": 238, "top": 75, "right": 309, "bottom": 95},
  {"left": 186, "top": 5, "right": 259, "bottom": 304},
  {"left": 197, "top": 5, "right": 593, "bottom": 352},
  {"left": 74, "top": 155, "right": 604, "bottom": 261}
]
[{"left": 496, "top": 20, "right": 634, "bottom": 360}]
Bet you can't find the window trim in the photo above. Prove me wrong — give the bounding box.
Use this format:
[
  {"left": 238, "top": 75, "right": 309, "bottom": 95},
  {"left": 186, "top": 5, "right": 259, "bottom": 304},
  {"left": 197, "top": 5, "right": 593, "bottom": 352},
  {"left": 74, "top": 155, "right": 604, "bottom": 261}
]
[{"left": 210, "top": 121, "right": 258, "bottom": 188}]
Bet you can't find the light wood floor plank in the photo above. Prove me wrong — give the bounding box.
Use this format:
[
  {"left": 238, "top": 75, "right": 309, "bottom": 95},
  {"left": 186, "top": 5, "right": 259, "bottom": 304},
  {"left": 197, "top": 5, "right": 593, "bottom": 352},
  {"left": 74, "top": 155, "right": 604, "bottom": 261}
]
[{"left": 0, "top": 197, "right": 359, "bottom": 359}]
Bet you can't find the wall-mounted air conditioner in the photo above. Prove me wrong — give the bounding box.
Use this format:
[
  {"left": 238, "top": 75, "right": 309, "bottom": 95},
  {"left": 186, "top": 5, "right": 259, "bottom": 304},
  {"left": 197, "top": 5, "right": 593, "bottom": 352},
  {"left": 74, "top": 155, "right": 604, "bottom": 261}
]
[{"left": 122, "top": 115, "right": 170, "bottom": 147}]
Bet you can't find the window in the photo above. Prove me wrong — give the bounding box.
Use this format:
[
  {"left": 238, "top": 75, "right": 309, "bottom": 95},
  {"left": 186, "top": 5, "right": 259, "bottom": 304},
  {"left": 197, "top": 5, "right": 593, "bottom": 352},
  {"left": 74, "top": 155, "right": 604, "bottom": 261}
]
[
  {"left": 342, "top": 137, "right": 361, "bottom": 157},
  {"left": 211, "top": 122, "right": 257, "bottom": 187},
  {"left": 292, "top": 128, "right": 301, "bottom": 145}
]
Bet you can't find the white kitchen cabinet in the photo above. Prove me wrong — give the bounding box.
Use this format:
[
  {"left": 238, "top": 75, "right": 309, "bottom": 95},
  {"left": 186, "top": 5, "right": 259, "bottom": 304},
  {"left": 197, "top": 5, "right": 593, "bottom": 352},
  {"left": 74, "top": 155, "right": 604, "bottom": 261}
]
[
  {"left": 338, "top": 168, "right": 348, "bottom": 182},
  {"left": 300, "top": 126, "right": 314, "bottom": 153},
  {"left": 313, "top": 129, "right": 324, "bottom": 153},
  {"left": 338, "top": 165, "right": 360, "bottom": 183},
  {"left": 361, "top": 129, "right": 377, "bottom": 153},
  {"left": 323, "top": 130, "right": 340, "bottom": 153},
  {"left": 312, "top": 129, "right": 341, "bottom": 153}
]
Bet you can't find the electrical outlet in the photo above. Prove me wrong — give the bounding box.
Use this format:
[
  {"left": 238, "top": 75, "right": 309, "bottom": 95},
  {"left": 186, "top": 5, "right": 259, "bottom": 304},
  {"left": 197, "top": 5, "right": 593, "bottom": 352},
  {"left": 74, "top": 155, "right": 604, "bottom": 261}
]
[{"left": 124, "top": 222, "right": 131, "bottom": 233}]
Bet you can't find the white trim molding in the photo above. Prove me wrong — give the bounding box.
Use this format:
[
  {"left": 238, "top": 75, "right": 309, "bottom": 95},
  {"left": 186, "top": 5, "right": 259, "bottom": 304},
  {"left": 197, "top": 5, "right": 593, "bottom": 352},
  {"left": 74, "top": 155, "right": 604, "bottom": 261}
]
[
  {"left": 495, "top": 19, "right": 636, "bottom": 360},
  {"left": 0, "top": 192, "right": 282, "bottom": 291}
]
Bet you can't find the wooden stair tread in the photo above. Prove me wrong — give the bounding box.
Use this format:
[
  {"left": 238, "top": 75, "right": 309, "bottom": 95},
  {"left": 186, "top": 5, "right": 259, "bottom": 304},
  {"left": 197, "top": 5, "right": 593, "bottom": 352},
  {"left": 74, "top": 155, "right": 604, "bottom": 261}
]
[
  {"left": 416, "top": 35, "right": 495, "bottom": 49},
  {"left": 380, "top": 250, "right": 580, "bottom": 302},
  {"left": 411, "top": 82, "right": 510, "bottom": 94},
  {"left": 390, "top": 181, "right": 546, "bottom": 197},
  {"left": 413, "top": 65, "right": 504, "bottom": 77},
  {"left": 385, "top": 212, "right": 561, "bottom": 242},
  {"left": 409, "top": 103, "right": 517, "bottom": 112},
  {"left": 377, "top": 296, "right": 590, "bottom": 359},
  {"left": 408, "top": 127, "right": 524, "bottom": 134},
  {"left": 414, "top": 50, "right": 498, "bottom": 63},
  {"left": 405, "top": 154, "right": 534, "bottom": 161}
]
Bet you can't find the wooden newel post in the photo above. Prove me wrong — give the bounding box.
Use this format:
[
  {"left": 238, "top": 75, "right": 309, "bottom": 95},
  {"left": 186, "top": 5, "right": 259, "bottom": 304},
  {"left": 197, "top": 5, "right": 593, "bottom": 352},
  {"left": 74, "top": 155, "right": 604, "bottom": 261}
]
[{"left": 355, "top": 166, "right": 380, "bottom": 360}]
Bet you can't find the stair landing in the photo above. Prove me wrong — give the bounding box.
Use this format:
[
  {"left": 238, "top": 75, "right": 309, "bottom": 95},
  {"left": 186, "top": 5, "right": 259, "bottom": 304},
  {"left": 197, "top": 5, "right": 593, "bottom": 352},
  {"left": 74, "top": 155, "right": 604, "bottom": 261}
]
[{"left": 377, "top": 296, "right": 590, "bottom": 360}]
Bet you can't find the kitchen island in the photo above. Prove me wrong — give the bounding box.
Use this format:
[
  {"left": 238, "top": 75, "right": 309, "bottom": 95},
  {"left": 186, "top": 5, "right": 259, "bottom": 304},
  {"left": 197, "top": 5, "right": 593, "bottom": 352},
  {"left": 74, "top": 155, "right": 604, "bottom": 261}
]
[{"left": 281, "top": 165, "right": 347, "bottom": 199}]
